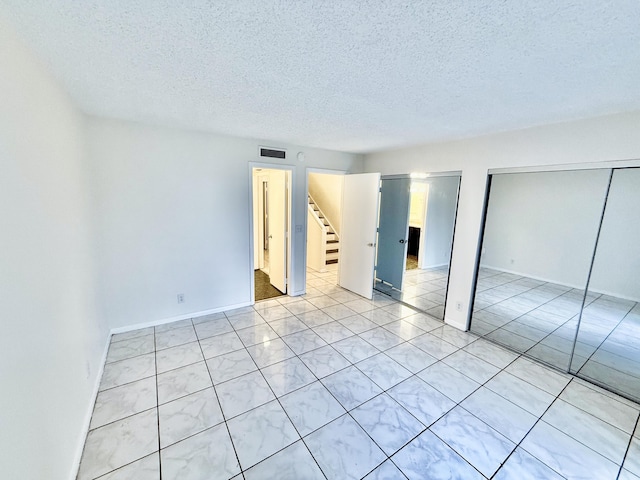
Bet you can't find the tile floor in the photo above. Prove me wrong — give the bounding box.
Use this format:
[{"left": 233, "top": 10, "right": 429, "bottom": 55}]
[
  {"left": 77, "top": 266, "right": 640, "bottom": 479},
  {"left": 471, "top": 267, "right": 640, "bottom": 402}
]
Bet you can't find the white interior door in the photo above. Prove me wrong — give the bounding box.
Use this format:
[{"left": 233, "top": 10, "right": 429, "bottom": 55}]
[
  {"left": 268, "top": 170, "right": 287, "bottom": 293},
  {"left": 339, "top": 173, "right": 381, "bottom": 299}
]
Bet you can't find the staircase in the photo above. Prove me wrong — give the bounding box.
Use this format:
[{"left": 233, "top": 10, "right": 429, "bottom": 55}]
[{"left": 308, "top": 195, "right": 340, "bottom": 267}]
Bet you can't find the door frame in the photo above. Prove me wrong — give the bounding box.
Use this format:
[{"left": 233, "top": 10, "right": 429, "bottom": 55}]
[
  {"left": 304, "top": 168, "right": 347, "bottom": 292},
  {"left": 249, "top": 163, "right": 294, "bottom": 304}
]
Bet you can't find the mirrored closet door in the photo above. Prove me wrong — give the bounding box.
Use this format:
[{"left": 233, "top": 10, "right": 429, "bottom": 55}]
[
  {"left": 374, "top": 173, "right": 461, "bottom": 321},
  {"left": 470, "top": 166, "right": 640, "bottom": 403}
]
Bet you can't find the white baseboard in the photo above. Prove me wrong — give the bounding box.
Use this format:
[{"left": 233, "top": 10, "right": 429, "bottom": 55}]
[
  {"left": 70, "top": 334, "right": 111, "bottom": 480},
  {"left": 110, "top": 301, "right": 253, "bottom": 334}
]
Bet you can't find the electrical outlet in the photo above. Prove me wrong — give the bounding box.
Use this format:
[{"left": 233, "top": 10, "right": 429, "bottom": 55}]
[
  {"left": 510, "top": 258, "right": 515, "bottom": 264},
  {"left": 295, "top": 224, "right": 303, "bottom": 233},
  {"left": 177, "top": 293, "right": 185, "bottom": 304},
  {"left": 85, "top": 361, "right": 91, "bottom": 379},
  {"left": 456, "top": 301, "right": 463, "bottom": 312}
]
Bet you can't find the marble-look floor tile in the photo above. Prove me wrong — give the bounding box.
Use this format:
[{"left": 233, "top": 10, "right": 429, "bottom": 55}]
[
  {"left": 261, "top": 357, "right": 316, "bottom": 397},
  {"left": 417, "top": 362, "right": 480, "bottom": 403},
  {"left": 159, "top": 387, "right": 223, "bottom": 448},
  {"left": 313, "top": 321, "right": 355, "bottom": 343},
  {"left": 505, "top": 356, "right": 571, "bottom": 396},
  {"left": 403, "top": 313, "right": 443, "bottom": 332},
  {"left": 356, "top": 353, "right": 412, "bottom": 390},
  {"left": 391, "top": 429, "right": 484, "bottom": 480},
  {"left": 462, "top": 339, "right": 519, "bottom": 368},
  {"left": 384, "top": 342, "right": 437, "bottom": 373},
  {"left": 279, "top": 381, "right": 346, "bottom": 436},
  {"left": 205, "top": 349, "right": 257, "bottom": 384},
  {"left": 215, "top": 370, "right": 275, "bottom": 419},
  {"left": 442, "top": 350, "right": 500, "bottom": 384},
  {"left": 267, "top": 316, "right": 308, "bottom": 335},
  {"left": 338, "top": 314, "right": 378, "bottom": 334},
  {"left": 236, "top": 323, "right": 279, "bottom": 347},
  {"left": 100, "top": 353, "right": 156, "bottom": 391},
  {"left": 246, "top": 338, "right": 296, "bottom": 368},
  {"left": 362, "top": 460, "right": 407, "bottom": 480},
  {"left": 257, "top": 304, "right": 293, "bottom": 322},
  {"left": 155, "top": 341, "right": 203, "bottom": 374},
  {"left": 91, "top": 376, "right": 157, "bottom": 429},
  {"left": 484, "top": 371, "right": 555, "bottom": 417},
  {"left": 431, "top": 406, "right": 515, "bottom": 478},
  {"left": 227, "top": 400, "right": 299, "bottom": 470},
  {"left": 281, "top": 328, "right": 327, "bottom": 354},
  {"left": 304, "top": 295, "right": 339, "bottom": 310},
  {"left": 620, "top": 469, "right": 640, "bottom": 480},
  {"left": 155, "top": 318, "right": 194, "bottom": 333},
  {"left": 160, "top": 423, "right": 240, "bottom": 480},
  {"left": 243, "top": 440, "right": 325, "bottom": 480},
  {"left": 343, "top": 298, "right": 377, "bottom": 314},
  {"left": 155, "top": 325, "right": 197, "bottom": 350},
  {"left": 323, "top": 303, "right": 358, "bottom": 321},
  {"left": 198, "top": 331, "right": 244, "bottom": 360},
  {"left": 332, "top": 335, "right": 380, "bottom": 363},
  {"left": 97, "top": 452, "right": 159, "bottom": 480},
  {"left": 624, "top": 437, "right": 640, "bottom": 476},
  {"left": 430, "top": 325, "right": 477, "bottom": 348},
  {"left": 157, "top": 362, "right": 212, "bottom": 404},
  {"left": 299, "top": 345, "right": 351, "bottom": 378},
  {"left": 351, "top": 393, "right": 425, "bottom": 455},
  {"left": 358, "top": 327, "right": 404, "bottom": 351},
  {"left": 461, "top": 387, "right": 537, "bottom": 443},
  {"left": 106, "top": 334, "right": 155, "bottom": 363},
  {"left": 297, "top": 309, "right": 334, "bottom": 328},
  {"left": 542, "top": 399, "right": 630, "bottom": 464},
  {"left": 382, "top": 320, "right": 426, "bottom": 341},
  {"left": 521, "top": 421, "right": 619, "bottom": 480},
  {"left": 493, "top": 448, "right": 564, "bottom": 480},
  {"left": 194, "top": 317, "right": 234, "bottom": 339},
  {"left": 360, "top": 309, "right": 398, "bottom": 326},
  {"left": 225, "top": 311, "right": 266, "bottom": 330},
  {"left": 387, "top": 376, "right": 455, "bottom": 427},
  {"left": 78, "top": 408, "right": 158, "bottom": 480},
  {"left": 409, "top": 333, "right": 459, "bottom": 359},
  {"left": 111, "top": 327, "right": 154, "bottom": 343},
  {"left": 192, "top": 312, "right": 226, "bottom": 324},
  {"left": 305, "top": 414, "right": 386, "bottom": 480},
  {"left": 322, "top": 365, "right": 383, "bottom": 410},
  {"left": 559, "top": 380, "right": 639, "bottom": 434}
]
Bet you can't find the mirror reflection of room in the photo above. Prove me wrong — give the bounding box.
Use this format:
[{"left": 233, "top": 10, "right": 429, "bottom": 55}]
[
  {"left": 470, "top": 167, "right": 640, "bottom": 403},
  {"left": 374, "top": 174, "right": 460, "bottom": 321}
]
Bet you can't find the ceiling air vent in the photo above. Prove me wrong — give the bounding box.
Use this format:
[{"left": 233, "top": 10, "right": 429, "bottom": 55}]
[{"left": 259, "top": 147, "right": 286, "bottom": 159}]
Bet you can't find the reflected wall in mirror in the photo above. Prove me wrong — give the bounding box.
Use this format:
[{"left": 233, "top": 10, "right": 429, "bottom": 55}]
[
  {"left": 374, "top": 174, "right": 460, "bottom": 320},
  {"left": 470, "top": 169, "right": 610, "bottom": 370},
  {"left": 570, "top": 167, "right": 640, "bottom": 402}
]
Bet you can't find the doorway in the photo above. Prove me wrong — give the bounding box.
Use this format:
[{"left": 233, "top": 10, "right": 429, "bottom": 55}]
[{"left": 252, "top": 167, "right": 292, "bottom": 302}]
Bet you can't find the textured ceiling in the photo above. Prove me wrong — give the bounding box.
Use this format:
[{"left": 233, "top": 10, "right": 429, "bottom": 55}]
[{"left": 3, "top": 1, "right": 640, "bottom": 153}]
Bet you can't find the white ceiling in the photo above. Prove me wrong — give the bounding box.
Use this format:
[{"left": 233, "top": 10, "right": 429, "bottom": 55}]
[{"left": 3, "top": 1, "right": 640, "bottom": 153}]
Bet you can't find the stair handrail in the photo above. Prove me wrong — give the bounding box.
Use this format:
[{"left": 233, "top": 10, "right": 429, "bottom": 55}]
[
  {"left": 308, "top": 193, "right": 340, "bottom": 239},
  {"left": 307, "top": 203, "right": 327, "bottom": 271}
]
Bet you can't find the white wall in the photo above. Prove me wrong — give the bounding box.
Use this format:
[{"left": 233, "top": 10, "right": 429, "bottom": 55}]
[
  {"left": 481, "top": 170, "right": 610, "bottom": 288},
  {"left": 365, "top": 111, "right": 640, "bottom": 329},
  {"left": 421, "top": 176, "right": 459, "bottom": 268},
  {"left": 87, "top": 117, "right": 362, "bottom": 329},
  {"left": 0, "top": 15, "right": 107, "bottom": 480},
  {"left": 308, "top": 173, "right": 344, "bottom": 235}
]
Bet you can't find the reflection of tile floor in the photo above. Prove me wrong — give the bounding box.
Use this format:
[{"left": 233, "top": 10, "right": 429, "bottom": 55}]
[
  {"left": 471, "top": 267, "right": 640, "bottom": 402},
  {"left": 78, "top": 267, "right": 640, "bottom": 479},
  {"left": 375, "top": 266, "right": 449, "bottom": 320}
]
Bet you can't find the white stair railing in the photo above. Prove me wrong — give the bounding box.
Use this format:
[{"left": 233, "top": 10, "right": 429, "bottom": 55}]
[{"left": 307, "top": 203, "right": 327, "bottom": 272}]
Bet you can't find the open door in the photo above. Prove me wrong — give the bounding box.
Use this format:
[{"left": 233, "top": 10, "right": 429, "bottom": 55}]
[
  {"left": 339, "top": 173, "right": 381, "bottom": 299},
  {"left": 376, "top": 177, "right": 411, "bottom": 290},
  {"left": 268, "top": 169, "right": 287, "bottom": 293}
]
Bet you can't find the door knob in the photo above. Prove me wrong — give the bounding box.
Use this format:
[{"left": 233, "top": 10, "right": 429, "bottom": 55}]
[
  {"left": 399, "top": 239, "right": 407, "bottom": 244},
  {"left": 367, "top": 243, "right": 376, "bottom": 247}
]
